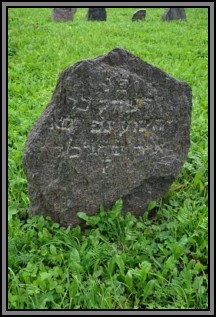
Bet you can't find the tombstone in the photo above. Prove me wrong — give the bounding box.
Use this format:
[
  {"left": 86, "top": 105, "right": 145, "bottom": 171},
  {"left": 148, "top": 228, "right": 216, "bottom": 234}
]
[
  {"left": 162, "top": 8, "right": 186, "bottom": 21},
  {"left": 23, "top": 48, "right": 192, "bottom": 227},
  {"left": 132, "top": 9, "right": 146, "bottom": 21},
  {"left": 87, "top": 8, "right": 107, "bottom": 21},
  {"left": 52, "top": 8, "right": 77, "bottom": 22}
]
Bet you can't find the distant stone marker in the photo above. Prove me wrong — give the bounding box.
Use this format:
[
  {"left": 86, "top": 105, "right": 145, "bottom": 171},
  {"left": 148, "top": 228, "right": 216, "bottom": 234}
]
[
  {"left": 23, "top": 48, "right": 192, "bottom": 227},
  {"left": 52, "top": 8, "right": 77, "bottom": 21},
  {"left": 132, "top": 9, "right": 146, "bottom": 21},
  {"left": 87, "top": 8, "right": 107, "bottom": 21},
  {"left": 162, "top": 8, "right": 186, "bottom": 21}
]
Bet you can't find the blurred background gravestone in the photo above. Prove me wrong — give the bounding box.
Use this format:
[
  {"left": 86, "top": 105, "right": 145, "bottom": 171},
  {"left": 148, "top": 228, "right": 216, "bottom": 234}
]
[
  {"left": 52, "top": 8, "right": 77, "bottom": 21},
  {"left": 162, "top": 8, "right": 186, "bottom": 21},
  {"left": 87, "top": 8, "right": 107, "bottom": 21},
  {"left": 132, "top": 9, "right": 146, "bottom": 21}
]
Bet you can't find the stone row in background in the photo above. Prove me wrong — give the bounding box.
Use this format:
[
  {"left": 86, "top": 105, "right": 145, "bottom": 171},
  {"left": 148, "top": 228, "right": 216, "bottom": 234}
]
[{"left": 52, "top": 8, "right": 187, "bottom": 22}]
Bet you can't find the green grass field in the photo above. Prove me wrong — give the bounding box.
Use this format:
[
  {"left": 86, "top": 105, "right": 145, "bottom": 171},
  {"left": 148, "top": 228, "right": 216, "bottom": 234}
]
[{"left": 8, "top": 8, "right": 208, "bottom": 309}]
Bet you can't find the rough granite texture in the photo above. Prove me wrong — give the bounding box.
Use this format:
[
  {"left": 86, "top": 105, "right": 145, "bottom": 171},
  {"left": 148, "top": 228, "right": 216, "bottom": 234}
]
[
  {"left": 162, "top": 8, "right": 186, "bottom": 21},
  {"left": 23, "top": 48, "right": 192, "bottom": 227}
]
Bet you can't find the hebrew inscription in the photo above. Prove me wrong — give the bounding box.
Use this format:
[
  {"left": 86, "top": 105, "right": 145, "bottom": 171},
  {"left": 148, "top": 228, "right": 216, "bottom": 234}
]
[{"left": 23, "top": 48, "right": 192, "bottom": 227}]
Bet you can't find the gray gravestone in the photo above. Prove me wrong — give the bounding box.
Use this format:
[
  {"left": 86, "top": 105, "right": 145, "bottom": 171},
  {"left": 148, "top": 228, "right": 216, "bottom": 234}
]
[
  {"left": 132, "top": 9, "right": 146, "bottom": 21},
  {"left": 87, "top": 8, "right": 107, "bottom": 21},
  {"left": 52, "top": 8, "right": 77, "bottom": 21},
  {"left": 23, "top": 48, "right": 192, "bottom": 227},
  {"left": 162, "top": 8, "right": 186, "bottom": 21}
]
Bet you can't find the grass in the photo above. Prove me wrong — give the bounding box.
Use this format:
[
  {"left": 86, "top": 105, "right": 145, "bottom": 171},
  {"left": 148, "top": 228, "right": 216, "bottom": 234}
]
[{"left": 8, "top": 8, "right": 208, "bottom": 309}]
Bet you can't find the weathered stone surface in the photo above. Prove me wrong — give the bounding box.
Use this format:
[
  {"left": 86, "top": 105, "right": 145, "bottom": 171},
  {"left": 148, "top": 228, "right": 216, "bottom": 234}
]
[
  {"left": 87, "top": 8, "right": 107, "bottom": 21},
  {"left": 162, "top": 8, "right": 186, "bottom": 21},
  {"left": 52, "top": 8, "right": 77, "bottom": 21},
  {"left": 132, "top": 9, "right": 146, "bottom": 21},
  {"left": 23, "top": 48, "right": 192, "bottom": 227}
]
